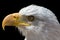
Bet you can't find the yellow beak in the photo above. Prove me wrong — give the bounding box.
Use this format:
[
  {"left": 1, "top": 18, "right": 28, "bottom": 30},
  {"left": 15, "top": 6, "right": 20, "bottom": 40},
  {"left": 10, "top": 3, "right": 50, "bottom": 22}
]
[{"left": 2, "top": 13, "right": 30, "bottom": 30}]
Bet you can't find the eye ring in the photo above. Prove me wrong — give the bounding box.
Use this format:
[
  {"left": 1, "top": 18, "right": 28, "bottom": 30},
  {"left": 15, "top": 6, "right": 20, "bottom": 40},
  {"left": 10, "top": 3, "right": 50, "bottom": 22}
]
[{"left": 27, "top": 15, "right": 35, "bottom": 21}]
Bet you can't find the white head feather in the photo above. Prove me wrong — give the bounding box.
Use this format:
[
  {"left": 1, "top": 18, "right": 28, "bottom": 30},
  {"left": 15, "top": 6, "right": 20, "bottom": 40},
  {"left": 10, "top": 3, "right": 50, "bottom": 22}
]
[
  {"left": 18, "top": 4, "right": 60, "bottom": 40},
  {"left": 19, "top": 4, "right": 59, "bottom": 24}
]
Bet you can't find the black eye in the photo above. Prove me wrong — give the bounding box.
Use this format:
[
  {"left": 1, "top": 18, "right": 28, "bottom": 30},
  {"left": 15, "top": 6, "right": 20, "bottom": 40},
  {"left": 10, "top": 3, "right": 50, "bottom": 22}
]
[{"left": 27, "top": 15, "right": 35, "bottom": 21}]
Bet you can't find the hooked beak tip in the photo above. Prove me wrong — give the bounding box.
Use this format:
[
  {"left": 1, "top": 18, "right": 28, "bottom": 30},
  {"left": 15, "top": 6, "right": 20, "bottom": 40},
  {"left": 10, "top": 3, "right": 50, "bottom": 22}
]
[
  {"left": 2, "top": 19, "right": 6, "bottom": 30},
  {"left": 2, "top": 23, "right": 5, "bottom": 30},
  {"left": 2, "top": 26, "right": 5, "bottom": 30}
]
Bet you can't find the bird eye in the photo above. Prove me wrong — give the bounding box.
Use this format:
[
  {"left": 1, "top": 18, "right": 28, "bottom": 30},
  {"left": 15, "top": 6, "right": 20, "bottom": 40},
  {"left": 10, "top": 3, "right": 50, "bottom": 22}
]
[{"left": 27, "top": 15, "right": 35, "bottom": 21}]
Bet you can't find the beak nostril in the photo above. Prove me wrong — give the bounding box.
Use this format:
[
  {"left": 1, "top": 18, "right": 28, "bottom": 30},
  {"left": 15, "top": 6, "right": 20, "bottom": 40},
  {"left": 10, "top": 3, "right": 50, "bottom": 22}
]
[{"left": 14, "top": 16, "right": 17, "bottom": 18}]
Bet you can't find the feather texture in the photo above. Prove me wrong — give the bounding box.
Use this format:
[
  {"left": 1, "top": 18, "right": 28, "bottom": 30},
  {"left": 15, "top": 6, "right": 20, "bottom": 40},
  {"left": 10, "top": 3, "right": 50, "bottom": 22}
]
[{"left": 18, "top": 4, "right": 60, "bottom": 40}]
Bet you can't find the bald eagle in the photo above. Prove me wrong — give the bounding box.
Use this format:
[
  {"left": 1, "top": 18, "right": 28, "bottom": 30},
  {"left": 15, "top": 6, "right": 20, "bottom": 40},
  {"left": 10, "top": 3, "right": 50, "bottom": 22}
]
[{"left": 2, "top": 5, "right": 60, "bottom": 40}]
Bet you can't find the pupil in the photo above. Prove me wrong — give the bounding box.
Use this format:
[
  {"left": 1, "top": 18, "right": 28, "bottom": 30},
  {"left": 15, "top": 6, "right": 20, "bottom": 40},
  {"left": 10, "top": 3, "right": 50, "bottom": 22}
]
[{"left": 27, "top": 16, "right": 34, "bottom": 21}]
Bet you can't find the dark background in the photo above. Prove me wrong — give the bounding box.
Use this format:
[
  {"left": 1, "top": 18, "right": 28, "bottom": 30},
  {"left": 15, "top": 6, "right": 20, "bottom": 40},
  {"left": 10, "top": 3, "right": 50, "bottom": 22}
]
[{"left": 0, "top": 0, "right": 60, "bottom": 40}]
